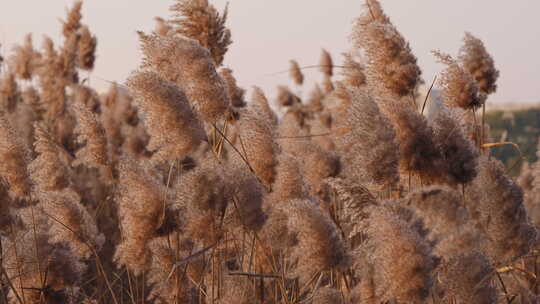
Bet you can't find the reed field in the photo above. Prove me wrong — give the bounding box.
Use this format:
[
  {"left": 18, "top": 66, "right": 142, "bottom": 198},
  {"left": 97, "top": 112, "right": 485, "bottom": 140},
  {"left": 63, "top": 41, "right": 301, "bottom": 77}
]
[{"left": 1, "top": 0, "right": 539, "bottom": 303}]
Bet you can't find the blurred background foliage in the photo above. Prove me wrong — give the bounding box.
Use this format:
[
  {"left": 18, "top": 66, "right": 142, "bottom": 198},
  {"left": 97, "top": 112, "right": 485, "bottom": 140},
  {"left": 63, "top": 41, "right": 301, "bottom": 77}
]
[{"left": 486, "top": 107, "right": 540, "bottom": 176}]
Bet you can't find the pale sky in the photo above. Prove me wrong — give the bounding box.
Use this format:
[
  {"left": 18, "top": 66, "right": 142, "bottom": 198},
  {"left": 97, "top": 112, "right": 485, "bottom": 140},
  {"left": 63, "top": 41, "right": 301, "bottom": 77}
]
[{"left": 1, "top": 1, "right": 539, "bottom": 104}]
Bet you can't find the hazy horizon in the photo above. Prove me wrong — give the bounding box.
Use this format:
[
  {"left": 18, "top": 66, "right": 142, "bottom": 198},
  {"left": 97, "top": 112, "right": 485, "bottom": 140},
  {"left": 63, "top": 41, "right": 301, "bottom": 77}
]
[{"left": 1, "top": 1, "right": 539, "bottom": 104}]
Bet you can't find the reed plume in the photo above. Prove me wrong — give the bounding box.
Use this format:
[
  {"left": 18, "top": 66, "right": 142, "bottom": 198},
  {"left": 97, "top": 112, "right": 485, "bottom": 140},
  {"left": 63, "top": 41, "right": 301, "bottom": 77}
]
[
  {"left": 436, "top": 252, "right": 498, "bottom": 303},
  {"left": 325, "top": 178, "right": 378, "bottom": 244},
  {"left": 0, "top": 71, "right": 20, "bottom": 112},
  {"left": 403, "top": 186, "right": 468, "bottom": 243},
  {"left": 319, "top": 49, "right": 333, "bottom": 77},
  {"left": 467, "top": 156, "right": 537, "bottom": 264},
  {"left": 2, "top": 231, "right": 86, "bottom": 303},
  {"left": 289, "top": 59, "right": 304, "bottom": 86},
  {"left": 236, "top": 107, "right": 278, "bottom": 187},
  {"left": 363, "top": 205, "right": 435, "bottom": 303},
  {"left": 306, "top": 84, "right": 325, "bottom": 112},
  {"left": 62, "top": 1, "right": 83, "bottom": 38},
  {"left": 29, "top": 122, "right": 104, "bottom": 259},
  {"left": 219, "top": 67, "right": 246, "bottom": 108},
  {"left": 138, "top": 33, "right": 230, "bottom": 122},
  {"left": 522, "top": 161, "right": 540, "bottom": 226},
  {"left": 0, "top": 114, "right": 31, "bottom": 200},
  {"left": 249, "top": 86, "right": 278, "bottom": 126},
  {"left": 341, "top": 52, "right": 366, "bottom": 87},
  {"left": 76, "top": 26, "right": 97, "bottom": 70},
  {"left": 276, "top": 85, "right": 301, "bottom": 107},
  {"left": 29, "top": 123, "right": 72, "bottom": 193},
  {"left": 433, "top": 50, "right": 487, "bottom": 110},
  {"left": 173, "top": 157, "right": 228, "bottom": 244},
  {"left": 114, "top": 158, "right": 165, "bottom": 274},
  {"left": 431, "top": 106, "right": 479, "bottom": 185},
  {"left": 146, "top": 236, "right": 202, "bottom": 303},
  {"left": 335, "top": 85, "right": 399, "bottom": 186},
  {"left": 382, "top": 95, "right": 446, "bottom": 183},
  {"left": 269, "top": 153, "right": 308, "bottom": 204},
  {"left": 459, "top": 32, "right": 500, "bottom": 95},
  {"left": 170, "top": 0, "right": 232, "bottom": 66},
  {"left": 353, "top": 0, "right": 422, "bottom": 98},
  {"left": 38, "top": 190, "right": 104, "bottom": 259},
  {"left": 9, "top": 34, "right": 39, "bottom": 80},
  {"left": 154, "top": 17, "right": 172, "bottom": 36},
  {"left": 71, "top": 88, "right": 111, "bottom": 178},
  {"left": 285, "top": 199, "right": 349, "bottom": 283},
  {"left": 126, "top": 70, "right": 206, "bottom": 163}
]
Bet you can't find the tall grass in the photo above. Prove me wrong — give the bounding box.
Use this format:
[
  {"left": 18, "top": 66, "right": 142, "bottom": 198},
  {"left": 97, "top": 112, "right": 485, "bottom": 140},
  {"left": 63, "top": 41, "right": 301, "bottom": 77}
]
[{"left": 0, "top": 0, "right": 538, "bottom": 303}]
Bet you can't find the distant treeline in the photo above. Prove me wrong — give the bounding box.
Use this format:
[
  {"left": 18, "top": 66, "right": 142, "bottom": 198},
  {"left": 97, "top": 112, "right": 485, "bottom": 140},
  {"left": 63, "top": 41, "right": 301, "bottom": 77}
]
[{"left": 487, "top": 107, "right": 540, "bottom": 175}]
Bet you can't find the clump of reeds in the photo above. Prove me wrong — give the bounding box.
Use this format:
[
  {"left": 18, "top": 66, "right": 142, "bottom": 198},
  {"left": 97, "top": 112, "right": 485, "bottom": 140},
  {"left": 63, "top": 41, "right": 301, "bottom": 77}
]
[{"left": 1, "top": 0, "right": 537, "bottom": 303}]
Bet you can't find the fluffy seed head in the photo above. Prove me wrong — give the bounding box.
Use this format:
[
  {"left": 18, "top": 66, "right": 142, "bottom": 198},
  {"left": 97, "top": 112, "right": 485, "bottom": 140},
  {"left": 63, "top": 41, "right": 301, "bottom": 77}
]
[
  {"left": 341, "top": 52, "right": 367, "bottom": 87},
  {"left": 127, "top": 70, "right": 206, "bottom": 163},
  {"left": 0, "top": 115, "right": 31, "bottom": 200},
  {"left": 335, "top": 86, "right": 399, "bottom": 186},
  {"left": 364, "top": 205, "right": 435, "bottom": 302},
  {"left": 289, "top": 59, "right": 304, "bottom": 85},
  {"left": 76, "top": 26, "right": 97, "bottom": 70},
  {"left": 434, "top": 50, "right": 487, "bottom": 110},
  {"left": 467, "top": 157, "right": 538, "bottom": 264},
  {"left": 320, "top": 49, "right": 334, "bottom": 77},
  {"left": 170, "top": 0, "right": 232, "bottom": 66},
  {"left": 220, "top": 67, "right": 246, "bottom": 108},
  {"left": 432, "top": 107, "right": 478, "bottom": 185},
  {"left": 459, "top": 32, "right": 499, "bottom": 95},
  {"left": 139, "top": 33, "right": 230, "bottom": 122},
  {"left": 9, "top": 34, "right": 39, "bottom": 80},
  {"left": 353, "top": 0, "right": 422, "bottom": 98},
  {"left": 285, "top": 199, "right": 349, "bottom": 282}
]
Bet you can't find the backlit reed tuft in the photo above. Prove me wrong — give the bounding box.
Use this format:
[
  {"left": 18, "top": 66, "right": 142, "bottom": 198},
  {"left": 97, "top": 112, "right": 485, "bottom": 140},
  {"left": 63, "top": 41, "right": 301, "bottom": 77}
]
[
  {"left": 434, "top": 50, "right": 487, "bottom": 110},
  {"left": 319, "top": 49, "right": 333, "bottom": 77},
  {"left": 0, "top": 114, "right": 31, "bottom": 200},
  {"left": 459, "top": 32, "right": 500, "bottom": 95},
  {"left": 170, "top": 0, "right": 232, "bottom": 66},
  {"left": 9, "top": 34, "right": 39, "bottom": 80},
  {"left": 138, "top": 33, "right": 230, "bottom": 122},
  {"left": 353, "top": 0, "right": 422, "bottom": 98},
  {"left": 276, "top": 85, "right": 301, "bottom": 107},
  {"left": 114, "top": 158, "right": 165, "bottom": 274},
  {"left": 250, "top": 86, "right": 278, "bottom": 126},
  {"left": 467, "top": 156, "right": 538, "bottom": 264},
  {"left": 0, "top": 71, "right": 20, "bottom": 112},
  {"left": 285, "top": 199, "right": 349, "bottom": 283},
  {"left": 127, "top": 69, "right": 205, "bottom": 163},
  {"left": 71, "top": 88, "right": 111, "bottom": 177},
  {"left": 432, "top": 106, "right": 479, "bottom": 185},
  {"left": 289, "top": 59, "right": 304, "bottom": 86},
  {"left": 341, "top": 52, "right": 366, "bottom": 87},
  {"left": 335, "top": 85, "right": 399, "bottom": 186},
  {"left": 236, "top": 107, "right": 278, "bottom": 187},
  {"left": 220, "top": 67, "right": 246, "bottom": 108},
  {"left": 436, "top": 252, "right": 498, "bottom": 303},
  {"left": 364, "top": 205, "right": 435, "bottom": 303}
]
